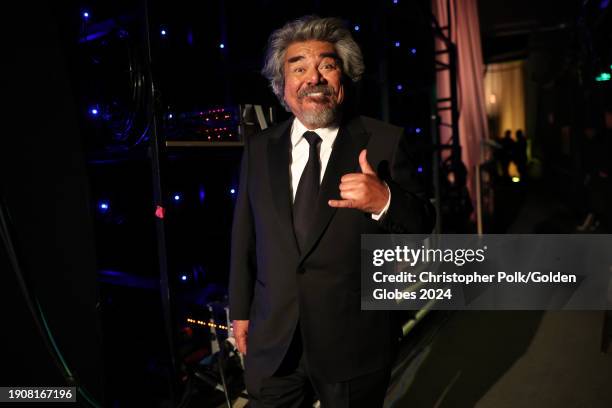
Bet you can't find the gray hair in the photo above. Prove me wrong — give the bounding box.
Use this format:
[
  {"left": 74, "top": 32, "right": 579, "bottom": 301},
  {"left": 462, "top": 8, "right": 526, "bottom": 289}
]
[{"left": 261, "top": 15, "right": 365, "bottom": 110}]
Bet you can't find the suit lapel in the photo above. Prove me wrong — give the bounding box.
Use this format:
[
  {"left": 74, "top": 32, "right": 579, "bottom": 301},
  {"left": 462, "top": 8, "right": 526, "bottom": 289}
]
[
  {"left": 267, "top": 118, "right": 299, "bottom": 252},
  {"left": 298, "top": 116, "right": 370, "bottom": 263}
]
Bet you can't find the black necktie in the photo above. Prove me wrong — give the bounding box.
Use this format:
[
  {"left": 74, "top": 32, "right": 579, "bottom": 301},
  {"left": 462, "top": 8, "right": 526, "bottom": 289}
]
[{"left": 293, "top": 131, "right": 322, "bottom": 251}]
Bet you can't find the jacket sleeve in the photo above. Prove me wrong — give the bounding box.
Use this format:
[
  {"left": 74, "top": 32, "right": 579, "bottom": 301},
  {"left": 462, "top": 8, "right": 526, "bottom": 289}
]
[
  {"left": 228, "top": 136, "right": 256, "bottom": 320},
  {"left": 378, "top": 132, "right": 436, "bottom": 233}
]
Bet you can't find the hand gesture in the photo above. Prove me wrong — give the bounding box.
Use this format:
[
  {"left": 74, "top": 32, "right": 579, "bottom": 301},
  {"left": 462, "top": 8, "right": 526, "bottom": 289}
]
[{"left": 328, "top": 149, "right": 389, "bottom": 214}]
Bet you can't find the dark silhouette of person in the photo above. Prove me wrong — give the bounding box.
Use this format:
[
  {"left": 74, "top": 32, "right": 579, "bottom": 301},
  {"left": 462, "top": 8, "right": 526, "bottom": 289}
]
[
  {"left": 514, "top": 129, "right": 528, "bottom": 179},
  {"left": 497, "top": 129, "right": 515, "bottom": 179}
]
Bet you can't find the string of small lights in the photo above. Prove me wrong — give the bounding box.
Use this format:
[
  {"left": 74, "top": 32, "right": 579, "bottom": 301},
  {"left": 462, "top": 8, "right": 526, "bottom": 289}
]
[{"left": 186, "top": 317, "right": 229, "bottom": 331}]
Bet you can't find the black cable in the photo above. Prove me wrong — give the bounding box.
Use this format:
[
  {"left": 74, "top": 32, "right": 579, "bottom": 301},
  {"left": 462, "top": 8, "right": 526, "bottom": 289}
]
[
  {"left": 216, "top": 338, "right": 232, "bottom": 408},
  {"left": 0, "top": 199, "right": 66, "bottom": 380},
  {"left": 141, "top": 0, "right": 180, "bottom": 403},
  {"left": 0, "top": 198, "right": 102, "bottom": 408},
  {"left": 174, "top": 375, "right": 194, "bottom": 408}
]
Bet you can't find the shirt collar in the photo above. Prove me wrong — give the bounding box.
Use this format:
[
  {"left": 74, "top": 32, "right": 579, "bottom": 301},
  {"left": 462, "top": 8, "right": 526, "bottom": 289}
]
[{"left": 290, "top": 117, "right": 340, "bottom": 148}]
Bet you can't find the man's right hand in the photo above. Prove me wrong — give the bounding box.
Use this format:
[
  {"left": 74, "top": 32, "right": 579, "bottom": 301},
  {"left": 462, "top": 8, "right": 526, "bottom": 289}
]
[{"left": 232, "top": 320, "right": 249, "bottom": 355}]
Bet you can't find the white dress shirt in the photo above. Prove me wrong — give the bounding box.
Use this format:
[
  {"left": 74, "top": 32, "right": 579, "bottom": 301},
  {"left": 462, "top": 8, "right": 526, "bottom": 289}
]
[{"left": 289, "top": 117, "right": 390, "bottom": 219}]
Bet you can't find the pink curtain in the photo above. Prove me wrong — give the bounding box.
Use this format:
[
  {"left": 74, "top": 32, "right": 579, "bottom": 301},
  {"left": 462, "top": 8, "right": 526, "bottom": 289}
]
[{"left": 433, "top": 0, "right": 489, "bottom": 203}]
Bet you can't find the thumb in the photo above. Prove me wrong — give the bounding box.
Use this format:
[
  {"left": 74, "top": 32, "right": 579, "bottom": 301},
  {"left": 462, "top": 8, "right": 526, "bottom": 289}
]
[{"left": 359, "top": 149, "right": 375, "bottom": 175}]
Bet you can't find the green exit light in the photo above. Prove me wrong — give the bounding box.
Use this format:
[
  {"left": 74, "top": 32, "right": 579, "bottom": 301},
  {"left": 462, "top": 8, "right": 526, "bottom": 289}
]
[{"left": 595, "top": 72, "right": 611, "bottom": 82}]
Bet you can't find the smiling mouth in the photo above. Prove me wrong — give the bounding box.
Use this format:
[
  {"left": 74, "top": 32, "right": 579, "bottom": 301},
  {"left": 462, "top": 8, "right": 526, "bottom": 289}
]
[
  {"left": 302, "top": 92, "right": 331, "bottom": 103},
  {"left": 298, "top": 86, "right": 333, "bottom": 100}
]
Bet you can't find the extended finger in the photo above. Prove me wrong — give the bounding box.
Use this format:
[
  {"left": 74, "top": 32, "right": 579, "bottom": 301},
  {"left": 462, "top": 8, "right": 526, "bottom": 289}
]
[
  {"left": 359, "top": 149, "right": 376, "bottom": 175},
  {"left": 328, "top": 199, "right": 355, "bottom": 208}
]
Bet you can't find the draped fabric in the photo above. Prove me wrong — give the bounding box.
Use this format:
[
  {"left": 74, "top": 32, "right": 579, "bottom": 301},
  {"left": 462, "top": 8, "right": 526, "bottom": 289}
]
[
  {"left": 484, "top": 60, "right": 527, "bottom": 140},
  {"left": 432, "top": 0, "right": 490, "bottom": 202}
]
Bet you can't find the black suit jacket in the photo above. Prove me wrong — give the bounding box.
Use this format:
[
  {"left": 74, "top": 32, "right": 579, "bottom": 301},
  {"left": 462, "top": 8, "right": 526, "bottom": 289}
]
[{"left": 229, "top": 114, "right": 435, "bottom": 394}]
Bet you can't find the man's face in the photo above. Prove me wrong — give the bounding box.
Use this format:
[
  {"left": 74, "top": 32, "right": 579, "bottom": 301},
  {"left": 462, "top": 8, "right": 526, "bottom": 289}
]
[{"left": 283, "top": 40, "right": 345, "bottom": 129}]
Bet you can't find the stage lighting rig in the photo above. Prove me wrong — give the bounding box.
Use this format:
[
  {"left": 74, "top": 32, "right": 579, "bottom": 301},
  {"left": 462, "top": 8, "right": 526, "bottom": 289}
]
[
  {"left": 163, "top": 104, "right": 276, "bottom": 147},
  {"left": 75, "top": 11, "right": 150, "bottom": 152},
  {"left": 163, "top": 107, "right": 240, "bottom": 143}
]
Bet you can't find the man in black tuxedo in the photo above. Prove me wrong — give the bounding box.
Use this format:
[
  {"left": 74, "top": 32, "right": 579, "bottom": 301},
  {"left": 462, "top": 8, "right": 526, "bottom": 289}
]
[{"left": 229, "top": 15, "right": 435, "bottom": 408}]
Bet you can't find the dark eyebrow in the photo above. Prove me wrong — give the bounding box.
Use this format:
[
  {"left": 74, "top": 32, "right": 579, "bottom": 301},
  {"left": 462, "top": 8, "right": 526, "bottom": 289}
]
[
  {"left": 287, "top": 52, "right": 340, "bottom": 64},
  {"left": 320, "top": 52, "right": 340, "bottom": 60}
]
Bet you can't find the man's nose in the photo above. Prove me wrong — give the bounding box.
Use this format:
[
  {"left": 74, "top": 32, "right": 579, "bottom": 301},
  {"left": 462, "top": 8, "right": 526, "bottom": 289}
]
[{"left": 306, "top": 67, "right": 325, "bottom": 85}]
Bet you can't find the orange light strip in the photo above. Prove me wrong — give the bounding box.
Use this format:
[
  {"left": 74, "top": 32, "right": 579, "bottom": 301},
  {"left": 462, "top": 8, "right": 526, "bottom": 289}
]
[{"left": 186, "top": 318, "right": 229, "bottom": 331}]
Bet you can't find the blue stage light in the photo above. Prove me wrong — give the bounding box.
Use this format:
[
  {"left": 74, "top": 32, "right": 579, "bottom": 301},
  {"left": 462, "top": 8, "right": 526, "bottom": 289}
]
[
  {"left": 181, "top": 275, "right": 187, "bottom": 281},
  {"left": 230, "top": 188, "right": 236, "bottom": 195},
  {"left": 394, "top": 41, "right": 400, "bottom": 47},
  {"left": 396, "top": 84, "right": 403, "bottom": 91},
  {"left": 219, "top": 43, "right": 225, "bottom": 49},
  {"left": 417, "top": 166, "right": 423, "bottom": 173},
  {"left": 161, "top": 29, "right": 167, "bottom": 36},
  {"left": 393, "top": 0, "right": 399, "bottom": 4},
  {"left": 415, "top": 128, "right": 422, "bottom": 134},
  {"left": 354, "top": 25, "right": 360, "bottom": 31},
  {"left": 90, "top": 107, "right": 99, "bottom": 116},
  {"left": 82, "top": 11, "right": 90, "bottom": 19},
  {"left": 173, "top": 194, "right": 181, "bottom": 202},
  {"left": 98, "top": 200, "right": 110, "bottom": 213},
  {"left": 199, "top": 187, "right": 206, "bottom": 203},
  {"left": 168, "top": 113, "right": 173, "bottom": 119},
  {"left": 411, "top": 48, "right": 417, "bottom": 55}
]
